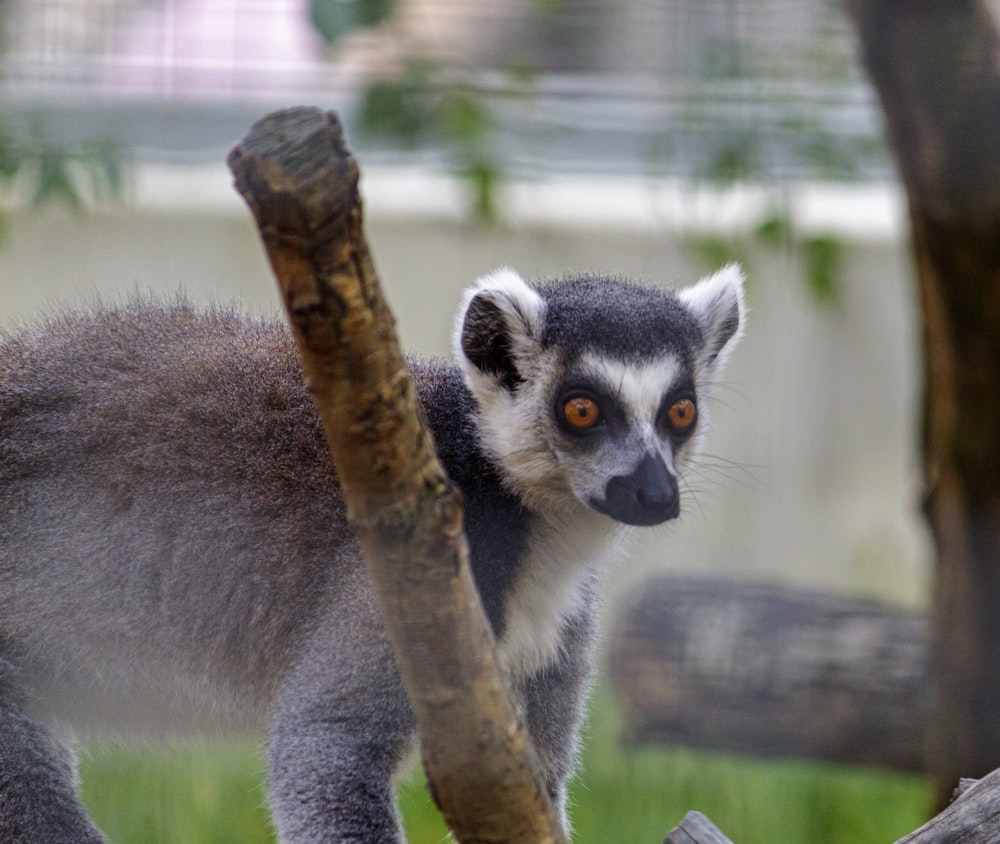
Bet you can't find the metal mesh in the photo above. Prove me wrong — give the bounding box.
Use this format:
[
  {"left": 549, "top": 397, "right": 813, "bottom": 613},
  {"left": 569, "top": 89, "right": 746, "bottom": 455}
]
[{"left": 0, "top": 0, "right": 888, "bottom": 178}]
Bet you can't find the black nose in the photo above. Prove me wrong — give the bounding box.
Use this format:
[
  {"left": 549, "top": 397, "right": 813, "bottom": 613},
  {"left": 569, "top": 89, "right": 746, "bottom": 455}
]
[{"left": 593, "top": 453, "right": 679, "bottom": 526}]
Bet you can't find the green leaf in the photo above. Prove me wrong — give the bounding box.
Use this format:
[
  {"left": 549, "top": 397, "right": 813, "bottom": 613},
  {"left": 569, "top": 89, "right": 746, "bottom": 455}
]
[
  {"left": 686, "top": 235, "right": 747, "bottom": 273},
  {"left": 84, "top": 139, "right": 126, "bottom": 200},
  {"left": 753, "top": 212, "right": 793, "bottom": 249},
  {"left": 531, "top": 0, "right": 566, "bottom": 19},
  {"left": 701, "top": 136, "right": 761, "bottom": 183},
  {"left": 459, "top": 157, "right": 501, "bottom": 223},
  {"left": 802, "top": 234, "right": 843, "bottom": 305},
  {"left": 357, "top": 76, "right": 435, "bottom": 146},
  {"left": 440, "top": 91, "right": 490, "bottom": 145},
  {"left": 356, "top": 0, "right": 394, "bottom": 27},
  {"left": 310, "top": 0, "right": 394, "bottom": 47},
  {"left": 0, "top": 127, "right": 22, "bottom": 180},
  {"left": 32, "top": 154, "right": 83, "bottom": 210},
  {"left": 0, "top": 115, "right": 123, "bottom": 212}
]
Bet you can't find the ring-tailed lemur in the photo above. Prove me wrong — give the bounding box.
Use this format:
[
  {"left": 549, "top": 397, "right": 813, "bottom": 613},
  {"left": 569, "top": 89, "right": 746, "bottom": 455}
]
[{"left": 0, "top": 264, "right": 744, "bottom": 843}]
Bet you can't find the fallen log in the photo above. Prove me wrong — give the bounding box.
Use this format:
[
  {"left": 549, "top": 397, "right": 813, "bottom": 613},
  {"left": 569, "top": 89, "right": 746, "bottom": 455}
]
[
  {"left": 659, "top": 768, "right": 1000, "bottom": 843},
  {"left": 890, "top": 767, "right": 1000, "bottom": 842},
  {"left": 610, "top": 576, "right": 928, "bottom": 771},
  {"left": 663, "top": 811, "right": 735, "bottom": 844}
]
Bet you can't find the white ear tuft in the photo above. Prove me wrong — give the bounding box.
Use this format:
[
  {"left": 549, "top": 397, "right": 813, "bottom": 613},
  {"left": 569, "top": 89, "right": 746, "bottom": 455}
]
[
  {"left": 452, "top": 267, "right": 546, "bottom": 392},
  {"left": 678, "top": 263, "right": 746, "bottom": 372}
]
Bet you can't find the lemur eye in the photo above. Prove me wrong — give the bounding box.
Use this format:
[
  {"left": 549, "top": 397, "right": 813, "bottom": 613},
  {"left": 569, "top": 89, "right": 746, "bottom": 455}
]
[
  {"left": 667, "top": 398, "right": 697, "bottom": 431},
  {"left": 563, "top": 396, "right": 601, "bottom": 430}
]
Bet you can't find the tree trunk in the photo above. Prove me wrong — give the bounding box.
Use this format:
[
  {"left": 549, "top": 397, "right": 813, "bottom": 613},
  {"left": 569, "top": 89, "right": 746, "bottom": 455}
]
[
  {"left": 610, "top": 577, "right": 928, "bottom": 772},
  {"left": 227, "top": 106, "right": 565, "bottom": 844},
  {"left": 844, "top": 0, "right": 1000, "bottom": 809}
]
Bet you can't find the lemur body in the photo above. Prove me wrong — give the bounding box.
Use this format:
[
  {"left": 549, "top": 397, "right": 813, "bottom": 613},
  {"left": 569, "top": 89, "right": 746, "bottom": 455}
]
[{"left": 0, "top": 266, "right": 744, "bottom": 842}]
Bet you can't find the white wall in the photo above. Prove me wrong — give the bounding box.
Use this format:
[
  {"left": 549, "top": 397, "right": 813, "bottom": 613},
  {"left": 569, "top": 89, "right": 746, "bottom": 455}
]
[{"left": 0, "top": 167, "right": 931, "bottom": 610}]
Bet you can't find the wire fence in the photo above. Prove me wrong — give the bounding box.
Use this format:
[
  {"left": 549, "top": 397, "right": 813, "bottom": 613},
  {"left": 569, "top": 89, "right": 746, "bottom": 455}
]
[{"left": 0, "top": 0, "right": 890, "bottom": 179}]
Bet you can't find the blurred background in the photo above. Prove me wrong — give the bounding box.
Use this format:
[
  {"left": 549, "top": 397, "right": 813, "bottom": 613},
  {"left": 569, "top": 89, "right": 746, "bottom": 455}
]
[{"left": 0, "top": 1, "right": 948, "bottom": 842}]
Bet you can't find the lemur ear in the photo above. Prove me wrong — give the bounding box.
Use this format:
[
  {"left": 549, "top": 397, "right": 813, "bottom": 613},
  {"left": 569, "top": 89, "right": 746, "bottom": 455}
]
[
  {"left": 678, "top": 263, "right": 746, "bottom": 372},
  {"left": 454, "top": 267, "right": 546, "bottom": 392}
]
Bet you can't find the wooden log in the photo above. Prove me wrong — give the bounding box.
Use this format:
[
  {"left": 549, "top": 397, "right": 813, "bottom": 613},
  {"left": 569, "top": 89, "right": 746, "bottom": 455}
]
[
  {"left": 893, "top": 767, "right": 1000, "bottom": 843},
  {"left": 610, "top": 576, "right": 928, "bottom": 771},
  {"left": 663, "top": 811, "right": 735, "bottom": 844},
  {"left": 659, "top": 769, "right": 1000, "bottom": 844}
]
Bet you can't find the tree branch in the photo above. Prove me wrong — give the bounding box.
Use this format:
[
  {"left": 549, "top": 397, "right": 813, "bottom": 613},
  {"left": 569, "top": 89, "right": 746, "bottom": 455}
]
[{"left": 227, "top": 106, "right": 565, "bottom": 844}]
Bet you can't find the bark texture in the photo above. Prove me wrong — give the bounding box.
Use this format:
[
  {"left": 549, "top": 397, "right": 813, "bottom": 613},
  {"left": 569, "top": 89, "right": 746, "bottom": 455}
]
[
  {"left": 844, "top": 0, "right": 1000, "bottom": 809},
  {"left": 227, "top": 106, "right": 565, "bottom": 844}
]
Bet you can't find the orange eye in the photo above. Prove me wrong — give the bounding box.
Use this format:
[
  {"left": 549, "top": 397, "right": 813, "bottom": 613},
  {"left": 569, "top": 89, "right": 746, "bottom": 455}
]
[
  {"left": 563, "top": 396, "right": 601, "bottom": 430},
  {"left": 668, "top": 398, "right": 696, "bottom": 431}
]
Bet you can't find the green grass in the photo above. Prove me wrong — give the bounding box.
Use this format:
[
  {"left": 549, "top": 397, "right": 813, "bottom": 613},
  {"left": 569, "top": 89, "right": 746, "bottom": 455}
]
[
  {"left": 79, "top": 742, "right": 275, "bottom": 844},
  {"left": 78, "top": 686, "right": 930, "bottom": 843}
]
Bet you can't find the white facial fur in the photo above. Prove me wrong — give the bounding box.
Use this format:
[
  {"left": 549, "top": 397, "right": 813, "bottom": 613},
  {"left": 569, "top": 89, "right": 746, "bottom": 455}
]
[
  {"left": 550, "top": 352, "right": 692, "bottom": 512},
  {"left": 454, "top": 264, "right": 745, "bottom": 520},
  {"left": 452, "top": 268, "right": 569, "bottom": 512}
]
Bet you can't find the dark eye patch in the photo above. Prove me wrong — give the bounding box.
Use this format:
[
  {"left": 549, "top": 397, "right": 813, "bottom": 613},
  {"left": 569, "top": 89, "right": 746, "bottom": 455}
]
[
  {"left": 656, "top": 381, "right": 699, "bottom": 441},
  {"left": 552, "top": 380, "right": 626, "bottom": 439}
]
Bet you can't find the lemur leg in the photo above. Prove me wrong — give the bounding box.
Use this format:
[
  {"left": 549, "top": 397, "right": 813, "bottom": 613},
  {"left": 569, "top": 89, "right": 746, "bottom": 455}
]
[
  {"left": 267, "top": 713, "right": 411, "bottom": 843},
  {"left": 266, "top": 610, "right": 415, "bottom": 844},
  {"left": 0, "top": 696, "right": 104, "bottom": 843},
  {"left": 521, "top": 607, "right": 598, "bottom": 832}
]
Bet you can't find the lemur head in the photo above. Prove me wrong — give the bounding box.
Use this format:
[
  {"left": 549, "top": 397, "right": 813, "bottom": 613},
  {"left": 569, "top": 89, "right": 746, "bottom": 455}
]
[{"left": 454, "top": 266, "right": 745, "bottom": 526}]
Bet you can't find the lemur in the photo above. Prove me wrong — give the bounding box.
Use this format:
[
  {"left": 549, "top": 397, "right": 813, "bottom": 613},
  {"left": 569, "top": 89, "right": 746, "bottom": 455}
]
[{"left": 0, "top": 264, "right": 744, "bottom": 843}]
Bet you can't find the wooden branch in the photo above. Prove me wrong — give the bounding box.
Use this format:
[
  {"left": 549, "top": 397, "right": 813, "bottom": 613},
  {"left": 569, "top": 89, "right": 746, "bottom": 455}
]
[
  {"left": 227, "top": 106, "right": 565, "bottom": 844},
  {"left": 663, "top": 812, "right": 735, "bottom": 844}
]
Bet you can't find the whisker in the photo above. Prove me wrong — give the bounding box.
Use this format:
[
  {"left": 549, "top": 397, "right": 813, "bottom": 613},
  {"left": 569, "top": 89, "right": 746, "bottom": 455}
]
[
  {"left": 689, "top": 450, "right": 767, "bottom": 488},
  {"left": 706, "top": 381, "right": 751, "bottom": 404},
  {"left": 701, "top": 380, "right": 751, "bottom": 418},
  {"left": 678, "top": 474, "right": 713, "bottom": 520}
]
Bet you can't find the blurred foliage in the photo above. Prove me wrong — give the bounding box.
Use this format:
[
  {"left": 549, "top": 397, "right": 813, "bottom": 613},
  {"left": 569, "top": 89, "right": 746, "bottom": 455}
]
[
  {"left": 0, "top": 116, "right": 124, "bottom": 221},
  {"left": 308, "top": 0, "right": 866, "bottom": 289},
  {"left": 687, "top": 205, "right": 844, "bottom": 308},
  {"left": 356, "top": 59, "right": 504, "bottom": 221},
  {"left": 686, "top": 113, "right": 855, "bottom": 306},
  {"left": 310, "top": 0, "right": 512, "bottom": 221},
  {"left": 530, "top": 0, "right": 567, "bottom": 17},
  {"left": 310, "top": 0, "right": 395, "bottom": 47},
  {"left": 801, "top": 234, "right": 844, "bottom": 305}
]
